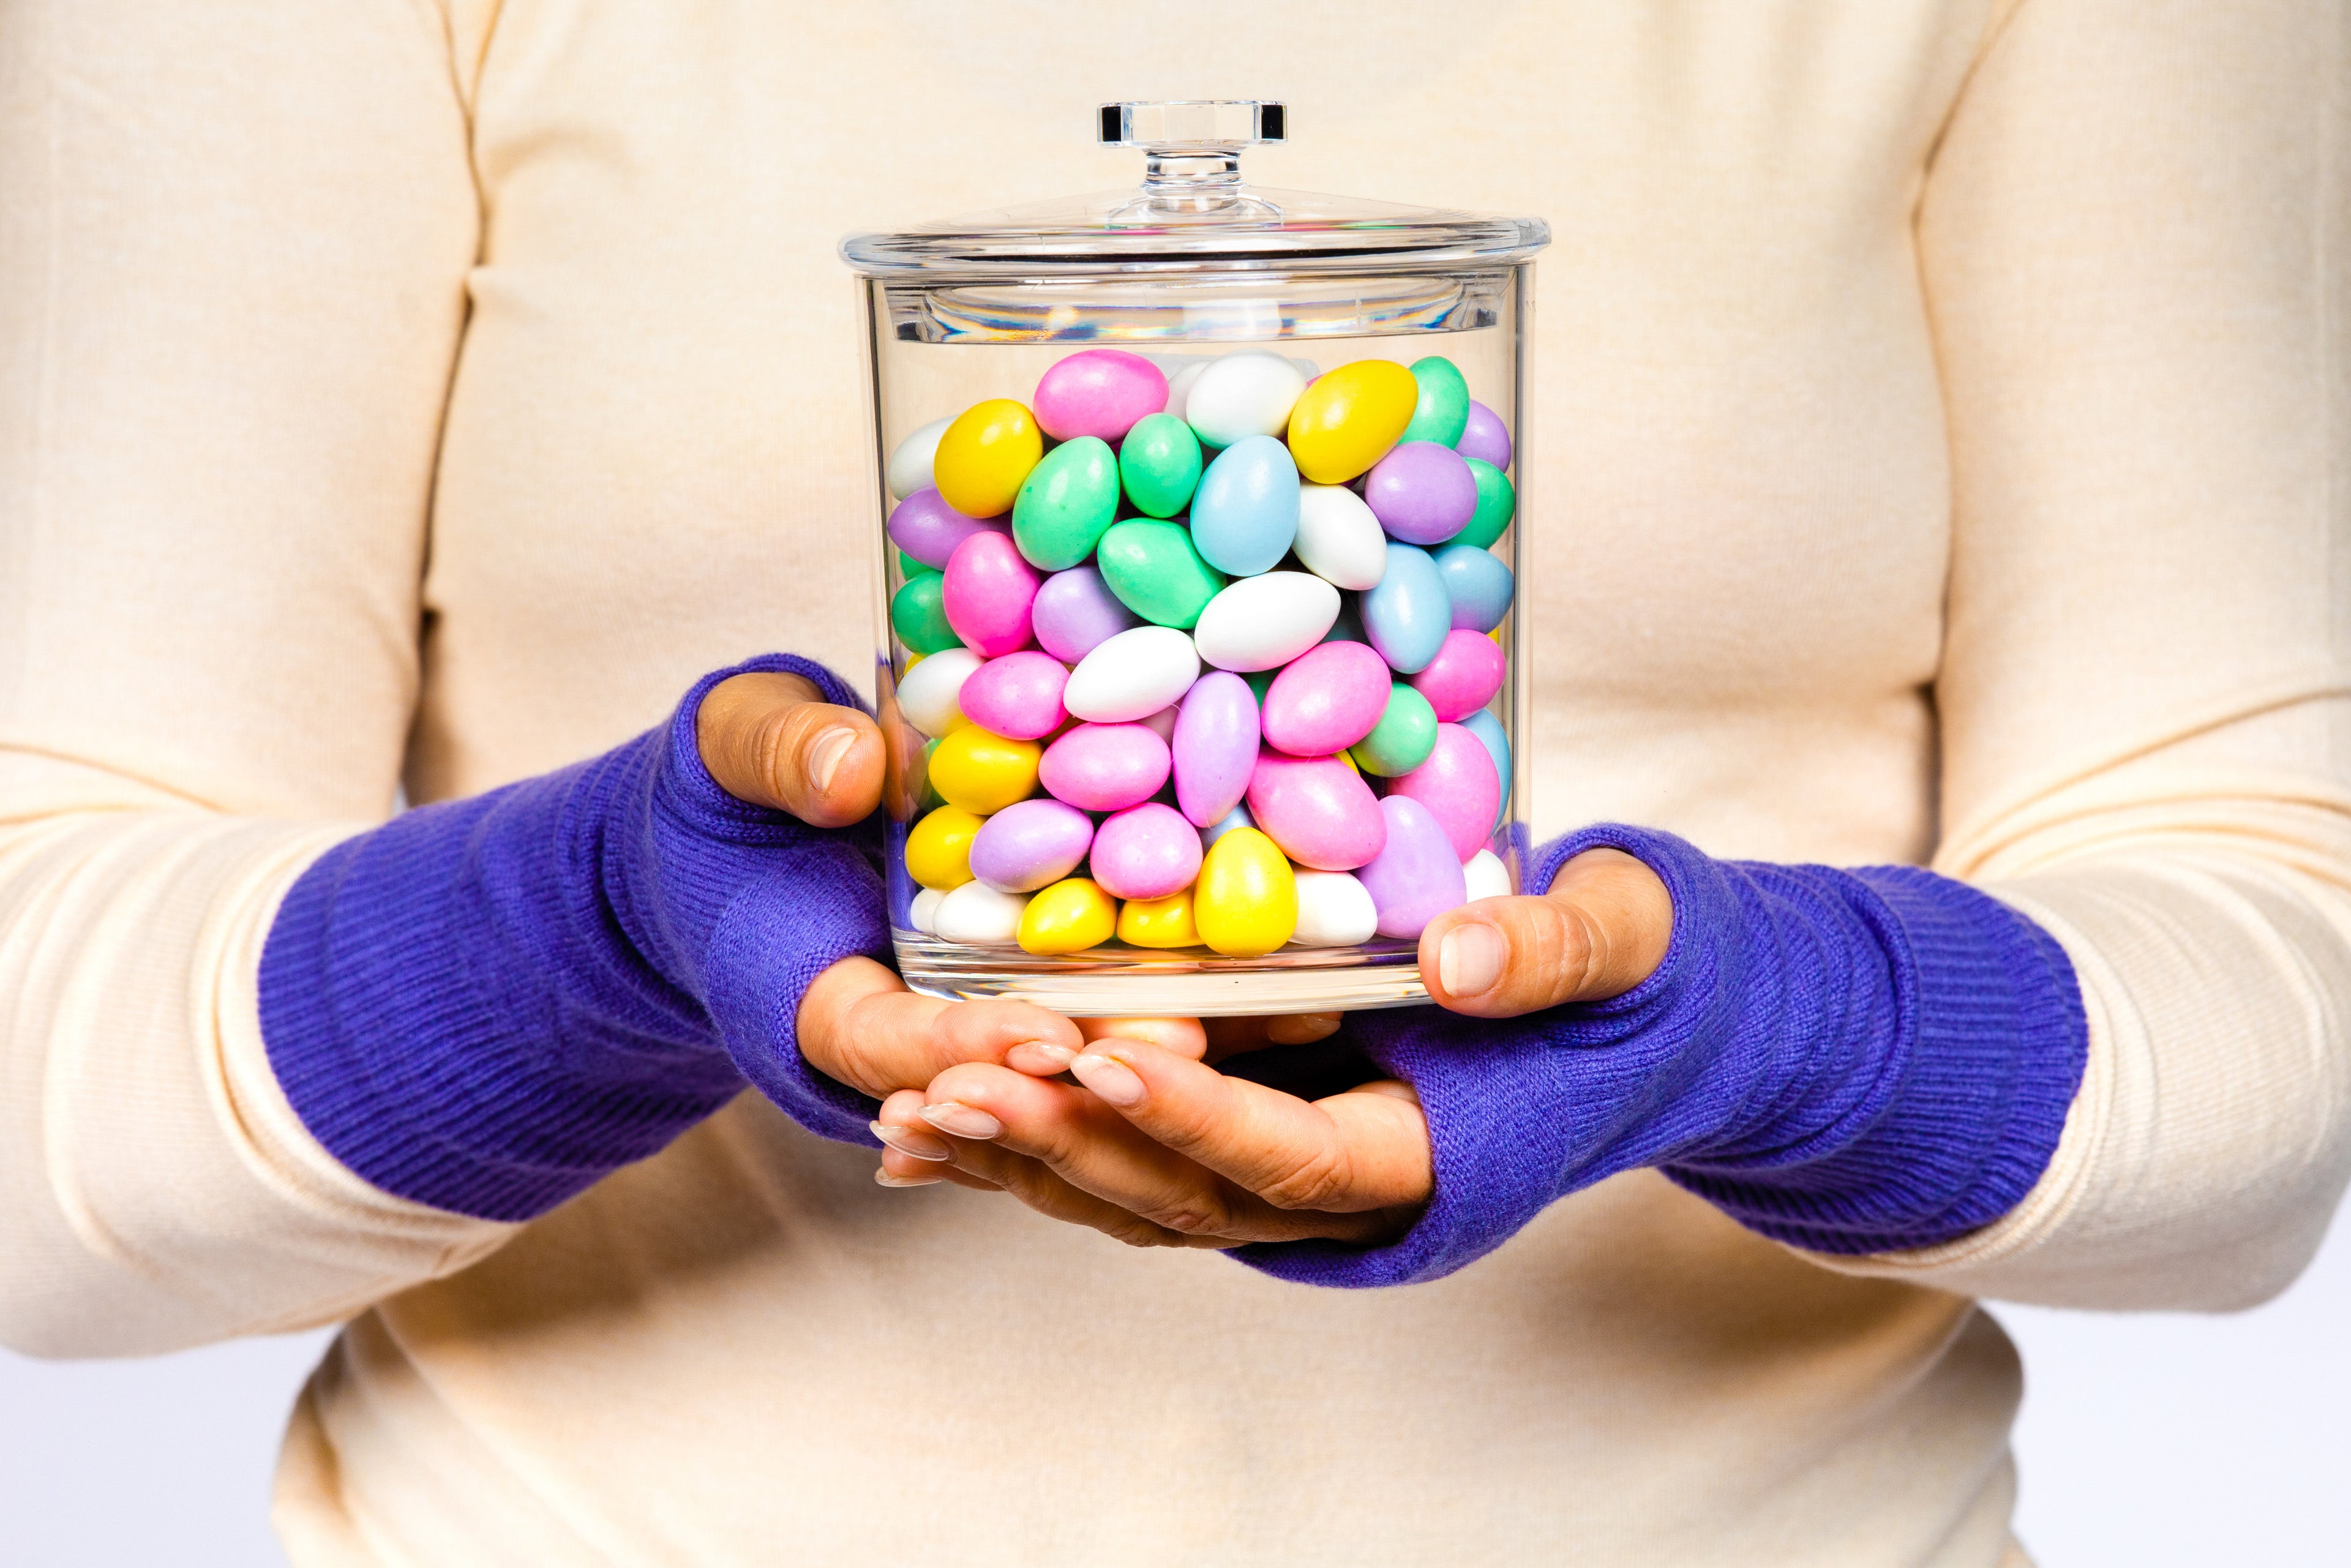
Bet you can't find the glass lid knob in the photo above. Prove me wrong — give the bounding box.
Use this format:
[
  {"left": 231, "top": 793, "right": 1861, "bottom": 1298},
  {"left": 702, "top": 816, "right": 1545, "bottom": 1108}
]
[{"left": 1097, "top": 100, "right": 1286, "bottom": 219}]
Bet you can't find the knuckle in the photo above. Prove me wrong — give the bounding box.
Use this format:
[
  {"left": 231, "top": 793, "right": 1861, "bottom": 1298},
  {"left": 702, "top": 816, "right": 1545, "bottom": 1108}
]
[{"left": 1257, "top": 1144, "right": 1352, "bottom": 1212}]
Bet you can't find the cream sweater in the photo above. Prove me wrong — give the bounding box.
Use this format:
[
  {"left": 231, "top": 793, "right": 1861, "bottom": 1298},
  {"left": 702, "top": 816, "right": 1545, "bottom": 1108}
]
[{"left": 3, "top": 1, "right": 2347, "bottom": 1563}]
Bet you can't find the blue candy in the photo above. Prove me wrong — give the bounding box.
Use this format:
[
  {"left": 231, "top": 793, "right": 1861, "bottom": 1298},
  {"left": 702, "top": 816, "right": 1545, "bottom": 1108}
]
[
  {"left": 1460, "top": 708, "right": 1512, "bottom": 828},
  {"left": 1360, "top": 541, "right": 1449, "bottom": 674},
  {"left": 1188, "top": 435, "right": 1300, "bottom": 577},
  {"left": 1434, "top": 543, "right": 1515, "bottom": 633}
]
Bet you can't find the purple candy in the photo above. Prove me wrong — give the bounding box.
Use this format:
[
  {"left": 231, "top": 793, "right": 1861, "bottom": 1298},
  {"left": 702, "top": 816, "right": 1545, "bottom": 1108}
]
[
  {"left": 1038, "top": 722, "right": 1171, "bottom": 812},
  {"left": 1409, "top": 630, "right": 1507, "bottom": 723},
  {"left": 888, "top": 489, "right": 1007, "bottom": 570},
  {"left": 1355, "top": 795, "right": 1470, "bottom": 939},
  {"left": 1032, "top": 349, "right": 1169, "bottom": 443},
  {"left": 1388, "top": 725, "right": 1501, "bottom": 862},
  {"left": 967, "top": 799, "right": 1095, "bottom": 893},
  {"left": 1088, "top": 802, "right": 1203, "bottom": 900},
  {"left": 1030, "top": 566, "right": 1144, "bottom": 664},
  {"left": 1455, "top": 400, "right": 1512, "bottom": 470},
  {"left": 1363, "top": 441, "right": 1477, "bottom": 547},
  {"left": 1246, "top": 750, "right": 1387, "bottom": 872},
  {"left": 1171, "top": 671, "right": 1260, "bottom": 827},
  {"left": 959, "top": 650, "right": 1069, "bottom": 740},
  {"left": 1261, "top": 641, "right": 1390, "bottom": 757}
]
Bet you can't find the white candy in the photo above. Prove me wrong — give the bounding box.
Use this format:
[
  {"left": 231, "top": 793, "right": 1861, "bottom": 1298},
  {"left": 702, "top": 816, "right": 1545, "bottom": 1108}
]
[
  {"left": 909, "top": 886, "right": 945, "bottom": 935},
  {"left": 1192, "top": 572, "right": 1341, "bottom": 672},
  {"left": 932, "top": 880, "right": 1028, "bottom": 945},
  {"left": 1184, "top": 351, "right": 1307, "bottom": 448},
  {"left": 886, "top": 416, "right": 952, "bottom": 500},
  {"left": 1463, "top": 849, "right": 1513, "bottom": 902},
  {"left": 1292, "top": 484, "right": 1389, "bottom": 591},
  {"left": 1062, "top": 626, "right": 1202, "bottom": 722},
  {"left": 1139, "top": 705, "right": 1179, "bottom": 743},
  {"left": 1290, "top": 869, "right": 1379, "bottom": 947},
  {"left": 894, "top": 647, "right": 981, "bottom": 738},
  {"left": 1163, "top": 359, "right": 1211, "bottom": 424}
]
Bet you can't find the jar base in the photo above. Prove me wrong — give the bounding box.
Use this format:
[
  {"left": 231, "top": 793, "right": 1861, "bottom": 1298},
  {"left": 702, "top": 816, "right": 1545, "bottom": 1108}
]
[{"left": 893, "top": 933, "right": 1431, "bottom": 1016}]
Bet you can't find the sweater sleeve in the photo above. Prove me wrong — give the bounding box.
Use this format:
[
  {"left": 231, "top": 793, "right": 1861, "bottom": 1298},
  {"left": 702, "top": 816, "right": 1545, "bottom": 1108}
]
[{"left": 0, "top": 0, "right": 509, "bottom": 1357}]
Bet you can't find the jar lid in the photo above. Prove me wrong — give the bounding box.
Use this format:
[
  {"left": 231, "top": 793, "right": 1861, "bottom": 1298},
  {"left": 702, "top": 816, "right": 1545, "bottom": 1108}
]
[{"left": 840, "top": 100, "right": 1550, "bottom": 279}]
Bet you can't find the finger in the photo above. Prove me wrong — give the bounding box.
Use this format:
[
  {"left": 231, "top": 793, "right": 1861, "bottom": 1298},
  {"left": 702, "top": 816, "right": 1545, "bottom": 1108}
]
[
  {"left": 797, "top": 959, "right": 1085, "bottom": 1097},
  {"left": 1200, "top": 1013, "right": 1341, "bottom": 1065},
  {"left": 874, "top": 1087, "right": 1000, "bottom": 1191},
  {"left": 695, "top": 670, "right": 887, "bottom": 828},
  {"left": 1076, "top": 1016, "right": 1207, "bottom": 1062},
  {"left": 1417, "top": 847, "right": 1673, "bottom": 1018}
]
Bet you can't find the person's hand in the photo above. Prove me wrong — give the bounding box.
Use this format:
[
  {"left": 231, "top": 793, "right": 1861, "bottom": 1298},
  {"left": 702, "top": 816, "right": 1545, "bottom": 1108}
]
[{"left": 1417, "top": 847, "right": 1674, "bottom": 1016}]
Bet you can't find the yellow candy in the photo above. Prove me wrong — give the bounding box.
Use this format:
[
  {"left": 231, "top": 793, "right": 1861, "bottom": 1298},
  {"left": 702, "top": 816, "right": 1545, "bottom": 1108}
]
[
  {"left": 1116, "top": 888, "right": 1200, "bottom": 948},
  {"left": 1193, "top": 828, "right": 1298, "bottom": 957},
  {"left": 1284, "top": 360, "right": 1419, "bottom": 484},
  {"left": 904, "top": 805, "right": 983, "bottom": 891},
  {"left": 926, "top": 725, "right": 1042, "bottom": 815},
  {"left": 904, "top": 651, "right": 926, "bottom": 672},
  {"left": 932, "top": 399, "right": 1043, "bottom": 519},
  {"left": 1019, "top": 877, "right": 1118, "bottom": 955}
]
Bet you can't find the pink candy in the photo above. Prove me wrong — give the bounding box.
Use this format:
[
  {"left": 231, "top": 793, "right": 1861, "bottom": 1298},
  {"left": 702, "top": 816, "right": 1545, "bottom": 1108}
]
[
  {"left": 1389, "top": 724, "right": 1501, "bottom": 862},
  {"left": 1246, "top": 750, "right": 1387, "bottom": 871},
  {"left": 1261, "top": 642, "right": 1390, "bottom": 757},
  {"left": 1171, "top": 671, "right": 1259, "bottom": 828},
  {"left": 1409, "top": 629, "right": 1506, "bottom": 722},
  {"left": 1031, "top": 350, "right": 1168, "bottom": 443},
  {"left": 958, "top": 651, "right": 1068, "bottom": 740},
  {"left": 1089, "top": 803, "right": 1203, "bottom": 900},
  {"left": 941, "top": 530, "right": 1040, "bottom": 658},
  {"left": 1040, "top": 722, "right": 1170, "bottom": 812}
]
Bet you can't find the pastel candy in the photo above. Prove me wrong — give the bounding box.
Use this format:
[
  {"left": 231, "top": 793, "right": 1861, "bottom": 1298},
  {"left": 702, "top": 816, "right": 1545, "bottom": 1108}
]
[
  {"left": 1011, "top": 437, "right": 1120, "bottom": 570},
  {"left": 1163, "top": 359, "right": 1210, "bottom": 424},
  {"left": 1031, "top": 566, "right": 1142, "bottom": 663},
  {"left": 1117, "top": 412, "right": 1204, "bottom": 518},
  {"left": 1040, "top": 722, "right": 1171, "bottom": 812},
  {"left": 1460, "top": 708, "right": 1512, "bottom": 823},
  {"left": 904, "top": 804, "right": 983, "bottom": 890},
  {"left": 1348, "top": 682, "right": 1439, "bottom": 776},
  {"left": 1088, "top": 802, "right": 1203, "bottom": 900},
  {"left": 1190, "top": 435, "right": 1300, "bottom": 577},
  {"left": 1193, "top": 572, "right": 1341, "bottom": 672},
  {"left": 1199, "top": 800, "right": 1256, "bottom": 849},
  {"left": 1261, "top": 641, "right": 1390, "bottom": 757},
  {"left": 1463, "top": 848, "right": 1513, "bottom": 902},
  {"left": 1364, "top": 441, "right": 1477, "bottom": 546},
  {"left": 1017, "top": 877, "right": 1118, "bottom": 955},
  {"left": 1193, "top": 826, "right": 1298, "bottom": 957},
  {"left": 890, "top": 570, "right": 961, "bottom": 656},
  {"left": 927, "top": 726, "right": 1043, "bottom": 816},
  {"left": 888, "top": 489, "right": 1007, "bottom": 570},
  {"left": 894, "top": 645, "right": 981, "bottom": 738},
  {"left": 1247, "top": 749, "right": 1387, "bottom": 871},
  {"left": 1455, "top": 458, "right": 1517, "bottom": 550},
  {"left": 1284, "top": 359, "right": 1417, "bottom": 484},
  {"left": 1063, "top": 625, "right": 1201, "bottom": 723},
  {"left": 932, "top": 399, "right": 1043, "bottom": 519},
  {"left": 940, "top": 530, "right": 1041, "bottom": 658},
  {"left": 1184, "top": 351, "right": 1308, "bottom": 448},
  {"left": 1411, "top": 629, "right": 1507, "bottom": 722},
  {"left": 1360, "top": 543, "right": 1449, "bottom": 673},
  {"left": 1290, "top": 869, "right": 1379, "bottom": 947},
  {"left": 1435, "top": 543, "right": 1515, "bottom": 632},
  {"left": 1292, "top": 483, "right": 1389, "bottom": 591},
  {"left": 1116, "top": 887, "right": 1200, "bottom": 948},
  {"left": 1389, "top": 724, "right": 1502, "bottom": 861},
  {"left": 1171, "top": 670, "right": 1259, "bottom": 827},
  {"left": 1096, "top": 517, "right": 1227, "bottom": 629},
  {"left": 1456, "top": 399, "right": 1512, "bottom": 470},
  {"left": 932, "top": 880, "right": 1029, "bottom": 945},
  {"left": 1400, "top": 356, "right": 1471, "bottom": 448},
  {"left": 958, "top": 650, "right": 1068, "bottom": 740},
  {"left": 886, "top": 416, "right": 952, "bottom": 500},
  {"left": 909, "top": 885, "right": 945, "bottom": 935},
  {"left": 1356, "top": 796, "right": 1469, "bottom": 939},
  {"left": 967, "top": 798, "right": 1095, "bottom": 893},
  {"left": 1032, "top": 349, "right": 1167, "bottom": 442}
]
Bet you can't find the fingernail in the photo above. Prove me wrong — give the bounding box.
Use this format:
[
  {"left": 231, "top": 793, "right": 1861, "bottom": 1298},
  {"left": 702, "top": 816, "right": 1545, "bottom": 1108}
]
[
  {"left": 1438, "top": 922, "right": 1507, "bottom": 999},
  {"left": 918, "top": 1100, "right": 1003, "bottom": 1139},
  {"left": 1070, "top": 1052, "right": 1146, "bottom": 1108},
  {"left": 1007, "top": 1039, "right": 1076, "bottom": 1073},
  {"left": 875, "top": 1168, "right": 942, "bottom": 1188},
  {"left": 1266, "top": 1012, "right": 1343, "bottom": 1045},
  {"left": 869, "top": 1120, "right": 952, "bottom": 1161},
  {"left": 808, "top": 727, "right": 858, "bottom": 795}
]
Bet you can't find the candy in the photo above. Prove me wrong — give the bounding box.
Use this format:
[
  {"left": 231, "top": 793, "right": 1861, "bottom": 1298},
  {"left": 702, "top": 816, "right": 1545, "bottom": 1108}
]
[
  {"left": 1190, "top": 435, "right": 1302, "bottom": 576},
  {"left": 1389, "top": 724, "right": 1501, "bottom": 861},
  {"left": 1032, "top": 349, "right": 1167, "bottom": 442},
  {"left": 909, "top": 885, "right": 945, "bottom": 935},
  {"left": 933, "top": 399, "right": 1043, "bottom": 519},
  {"left": 1247, "top": 750, "right": 1387, "bottom": 871},
  {"left": 1088, "top": 803, "right": 1203, "bottom": 900},
  {"left": 1096, "top": 518, "right": 1227, "bottom": 629},
  {"left": 894, "top": 645, "right": 981, "bottom": 738},
  {"left": 1360, "top": 542, "right": 1449, "bottom": 673},
  {"left": 1456, "top": 399, "right": 1512, "bottom": 469},
  {"left": 1356, "top": 796, "right": 1469, "bottom": 939},
  {"left": 1116, "top": 887, "right": 1200, "bottom": 948},
  {"left": 890, "top": 571, "right": 962, "bottom": 656},
  {"left": 1455, "top": 458, "right": 1516, "bottom": 550},
  {"left": 887, "top": 416, "right": 952, "bottom": 500},
  {"left": 1460, "top": 708, "right": 1512, "bottom": 824},
  {"left": 1163, "top": 359, "right": 1210, "bottom": 424},
  {"left": 956, "top": 650, "right": 1067, "bottom": 740},
  {"left": 1410, "top": 629, "right": 1507, "bottom": 722},
  {"left": 968, "top": 798, "right": 1095, "bottom": 892},
  {"left": 1199, "top": 800, "right": 1256, "bottom": 849},
  {"left": 1184, "top": 351, "right": 1308, "bottom": 449},
  {"left": 1363, "top": 441, "right": 1477, "bottom": 546},
  {"left": 933, "top": 880, "right": 1029, "bottom": 945},
  {"left": 1018, "top": 877, "right": 1119, "bottom": 955},
  {"left": 1011, "top": 437, "right": 1121, "bottom": 571},
  {"left": 1434, "top": 542, "right": 1514, "bottom": 632},
  {"left": 1139, "top": 704, "right": 1179, "bottom": 742},
  {"left": 1193, "top": 827, "right": 1299, "bottom": 956},
  {"left": 1290, "top": 870, "right": 1380, "bottom": 947},
  {"left": 1463, "top": 848, "right": 1512, "bottom": 902},
  {"left": 1400, "top": 356, "right": 1471, "bottom": 448},
  {"left": 1261, "top": 641, "right": 1390, "bottom": 757},
  {"left": 1063, "top": 625, "right": 1201, "bottom": 723},
  {"left": 1039, "top": 722, "right": 1171, "bottom": 812},
  {"left": 904, "top": 804, "right": 984, "bottom": 890},
  {"left": 927, "top": 726, "right": 1043, "bottom": 816},
  {"left": 940, "top": 530, "right": 1041, "bottom": 658},
  {"left": 1030, "top": 566, "right": 1142, "bottom": 663},
  {"left": 1117, "top": 412, "right": 1204, "bottom": 518},
  {"left": 888, "top": 490, "right": 1007, "bottom": 570},
  {"left": 1292, "top": 483, "right": 1389, "bottom": 591},
  {"left": 1284, "top": 359, "right": 1417, "bottom": 483},
  {"left": 1193, "top": 571, "right": 1341, "bottom": 672},
  {"left": 1171, "top": 670, "right": 1259, "bottom": 827}
]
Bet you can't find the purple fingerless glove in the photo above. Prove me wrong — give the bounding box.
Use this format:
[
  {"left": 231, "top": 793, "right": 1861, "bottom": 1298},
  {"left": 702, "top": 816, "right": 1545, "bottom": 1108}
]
[
  {"left": 258, "top": 655, "right": 894, "bottom": 1221},
  {"left": 1240, "top": 825, "right": 2088, "bottom": 1287}
]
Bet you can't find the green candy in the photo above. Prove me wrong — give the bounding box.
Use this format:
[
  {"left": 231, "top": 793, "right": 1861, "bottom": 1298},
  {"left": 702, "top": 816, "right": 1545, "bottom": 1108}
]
[
  {"left": 1243, "top": 669, "right": 1278, "bottom": 705},
  {"left": 1011, "top": 436, "right": 1120, "bottom": 570},
  {"left": 1400, "top": 356, "right": 1471, "bottom": 448},
  {"left": 1117, "top": 413, "right": 1203, "bottom": 519},
  {"left": 1454, "top": 457, "right": 1516, "bottom": 549},
  {"left": 1095, "top": 518, "right": 1228, "bottom": 629},
  {"left": 1349, "top": 684, "right": 1440, "bottom": 776},
  {"left": 897, "top": 549, "right": 926, "bottom": 578},
  {"left": 889, "top": 571, "right": 962, "bottom": 655}
]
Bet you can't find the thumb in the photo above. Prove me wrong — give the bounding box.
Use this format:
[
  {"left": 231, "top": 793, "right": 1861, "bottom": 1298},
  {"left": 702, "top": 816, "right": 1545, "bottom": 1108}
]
[
  {"left": 696, "top": 670, "right": 886, "bottom": 828},
  {"left": 1417, "top": 848, "right": 1673, "bottom": 1018}
]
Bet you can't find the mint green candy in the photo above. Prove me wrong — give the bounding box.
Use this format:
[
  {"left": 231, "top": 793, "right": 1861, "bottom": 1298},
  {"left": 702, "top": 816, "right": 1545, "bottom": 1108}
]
[
  {"left": 898, "top": 549, "right": 926, "bottom": 578},
  {"left": 890, "top": 571, "right": 961, "bottom": 655},
  {"left": 1454, "top": 457, "right": 1516, "bottom": 549},
  {"left": 1096, "top": 518, "right": 1227, "bottom": 629},
  {"left": 1011, "top": 436, "right": 1120, "bottom": 570},
  {"left": 1349, "top": 683, "right": 1439, "bottom": 776},
  {"left": 1117, "top": 413, "right": 1203, "bottom": 519},
  {"left": 1400, "top": 356, "right": 1471, "bottom": 448}
]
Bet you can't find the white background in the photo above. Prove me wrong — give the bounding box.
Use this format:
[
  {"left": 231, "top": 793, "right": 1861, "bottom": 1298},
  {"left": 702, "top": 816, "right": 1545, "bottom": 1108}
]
[{"left": 4, "top": 1205, "right": 2347, "bottom": 1565}]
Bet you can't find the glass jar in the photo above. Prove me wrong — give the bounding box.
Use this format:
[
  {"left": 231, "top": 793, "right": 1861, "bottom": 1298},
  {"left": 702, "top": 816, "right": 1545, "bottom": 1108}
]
[{"left": 841, "top": 100, "right": 1548, "bottom": 1016}]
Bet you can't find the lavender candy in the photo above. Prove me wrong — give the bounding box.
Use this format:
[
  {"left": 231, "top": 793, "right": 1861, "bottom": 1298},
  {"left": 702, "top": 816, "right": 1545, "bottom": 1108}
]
[
  {"left": 888, "top": 489, "right": 1008, "bottom": 571},
  {"left": 1355, "top": 795, "right": 1469, "bottom": 939},
  {"left": 1030, "top": 565, "right": 1144, "bottom": 664},
  {"left": 966, "top": 799, "right": 1095, "bottom": 894},
  {"left": 1363, "top": 441, "right": 1478, "bottom": 547}
]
